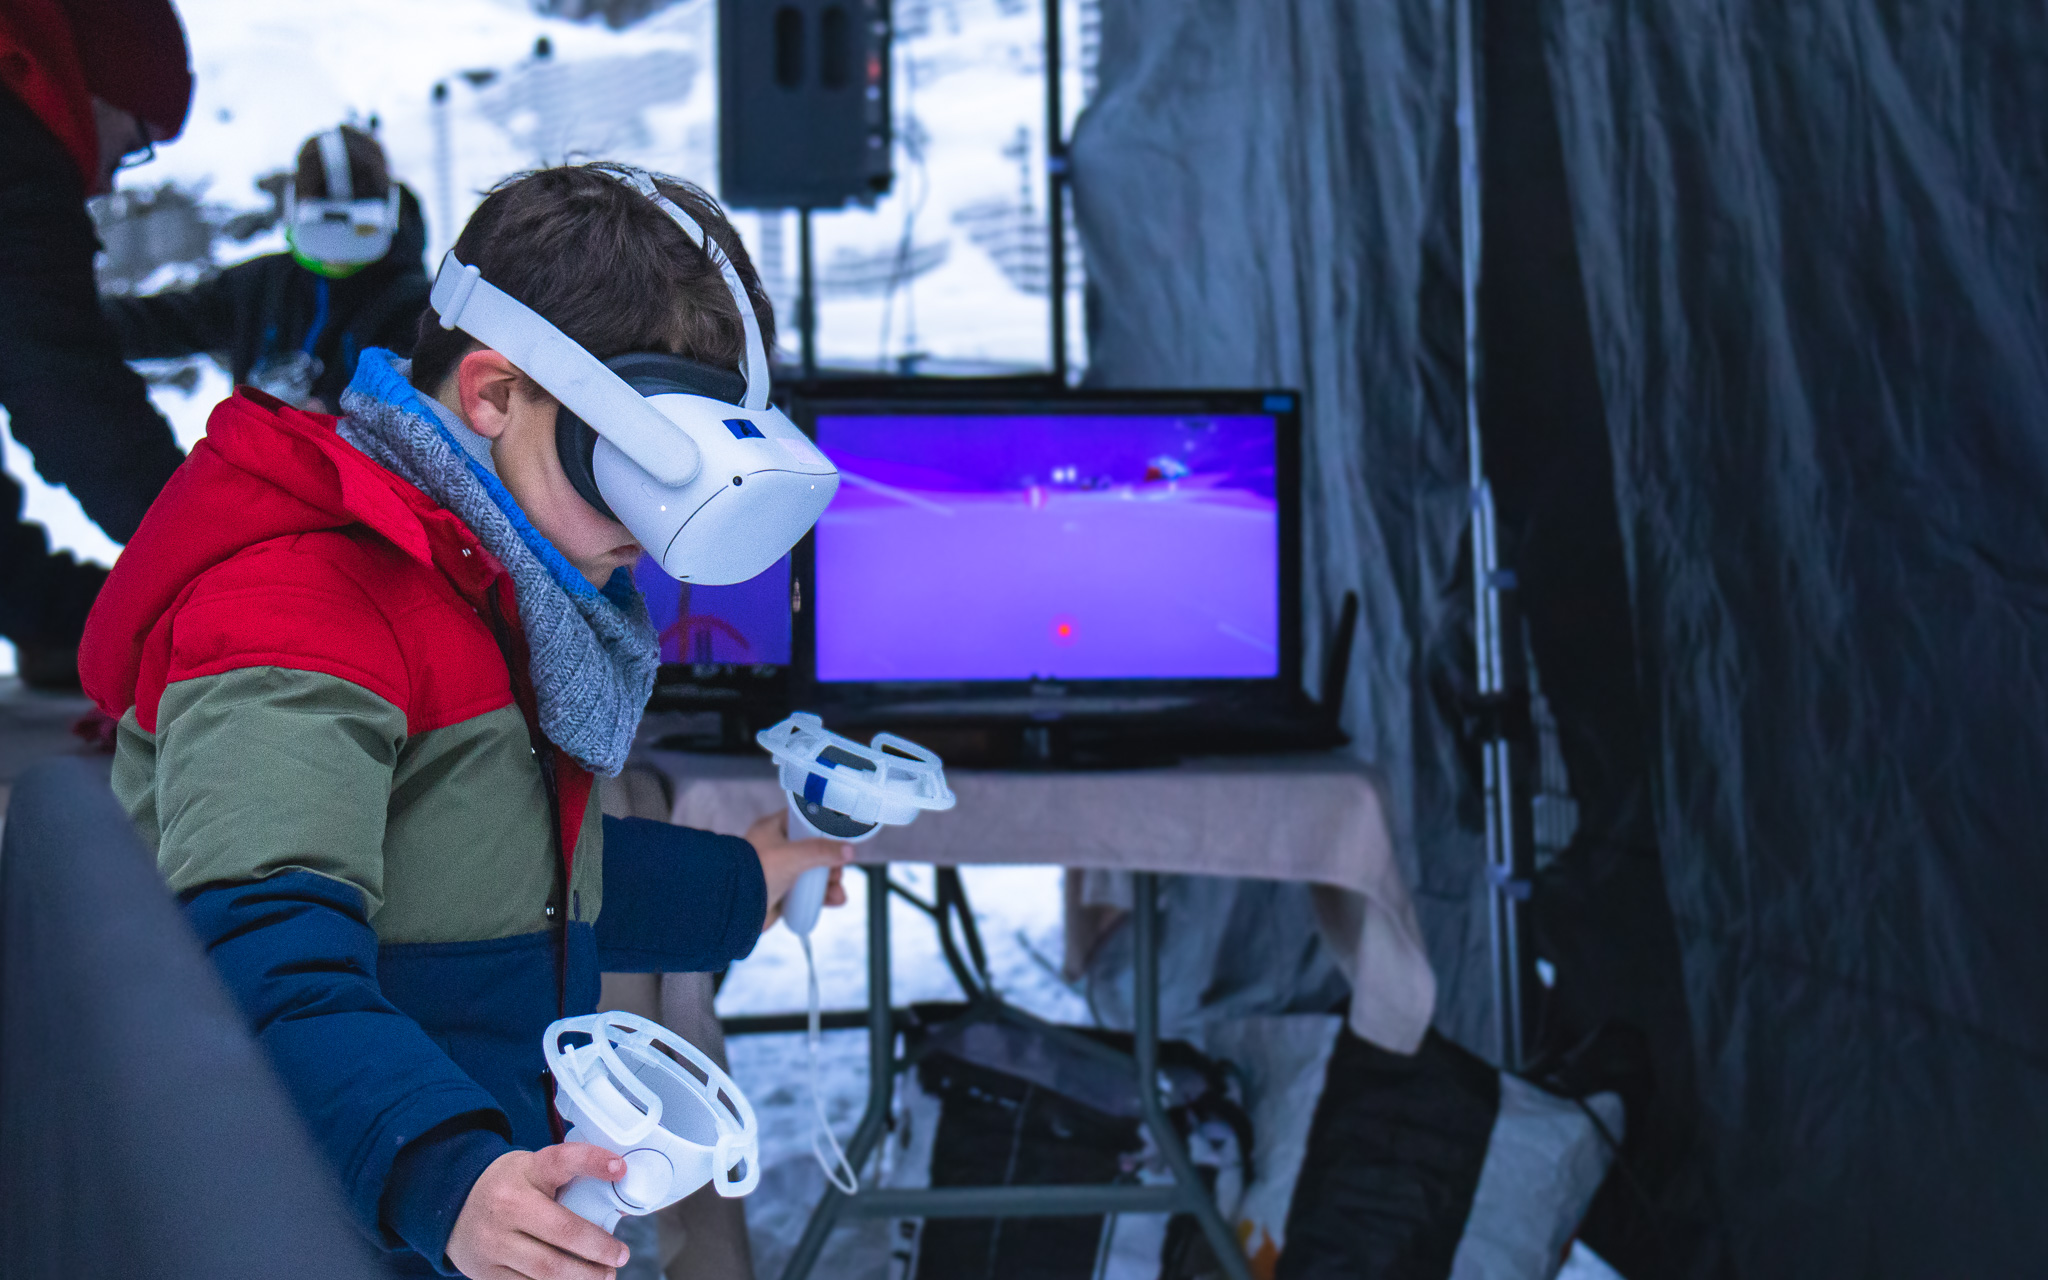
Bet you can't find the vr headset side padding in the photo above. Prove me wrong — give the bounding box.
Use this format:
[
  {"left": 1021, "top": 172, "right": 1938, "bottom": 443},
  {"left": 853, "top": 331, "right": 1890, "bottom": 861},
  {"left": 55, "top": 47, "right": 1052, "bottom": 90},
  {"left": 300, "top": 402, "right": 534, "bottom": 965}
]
[{"left": 556, "top": 352, "right": 750, "bottom": 521}]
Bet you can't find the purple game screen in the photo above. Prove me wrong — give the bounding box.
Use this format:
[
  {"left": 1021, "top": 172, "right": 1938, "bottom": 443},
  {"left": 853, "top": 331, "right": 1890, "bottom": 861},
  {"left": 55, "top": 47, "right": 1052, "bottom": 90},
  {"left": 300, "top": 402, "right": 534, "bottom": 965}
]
[
  {"left": 813, "top": 411, "right": 1281, "bottom": 682},
  {"left": 635, "top": 552, "right": 792, "bottom": 666}
]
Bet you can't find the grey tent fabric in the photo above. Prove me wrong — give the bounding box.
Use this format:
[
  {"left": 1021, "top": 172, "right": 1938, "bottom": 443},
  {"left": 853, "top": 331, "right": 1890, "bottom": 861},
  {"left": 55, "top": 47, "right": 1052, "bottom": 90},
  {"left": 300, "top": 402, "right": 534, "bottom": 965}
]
[
  {"left": 1540, "top": 1, "right": 2048, "bottom": 1275},
  {"left": 1071, "top": 0, "right": 1495, "bottom": 1053},
  {"left": 1077, "top": 0, "right": 2048, "bottom": 1273}
]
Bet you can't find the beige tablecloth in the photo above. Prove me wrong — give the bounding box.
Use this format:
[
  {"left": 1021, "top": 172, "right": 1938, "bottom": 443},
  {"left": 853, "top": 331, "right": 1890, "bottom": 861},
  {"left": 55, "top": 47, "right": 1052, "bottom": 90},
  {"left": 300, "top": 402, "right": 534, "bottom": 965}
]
[{"left": 644, "top": 750, "right": 1436, "bottom": 1053}]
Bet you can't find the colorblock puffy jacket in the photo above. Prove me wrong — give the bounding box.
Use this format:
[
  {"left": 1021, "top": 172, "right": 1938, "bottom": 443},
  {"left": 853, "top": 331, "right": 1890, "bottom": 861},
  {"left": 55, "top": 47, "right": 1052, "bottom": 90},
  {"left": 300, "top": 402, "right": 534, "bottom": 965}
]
[{"left": 79, "top": 386, "right": 766, "bottom": 1274}]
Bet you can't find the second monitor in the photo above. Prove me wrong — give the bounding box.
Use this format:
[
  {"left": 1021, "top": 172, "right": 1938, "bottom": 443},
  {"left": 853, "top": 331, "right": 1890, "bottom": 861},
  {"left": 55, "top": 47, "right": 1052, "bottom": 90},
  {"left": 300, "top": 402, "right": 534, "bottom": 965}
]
[{"left": 792, "top": 389, "right": 1303, "bottom": 726}]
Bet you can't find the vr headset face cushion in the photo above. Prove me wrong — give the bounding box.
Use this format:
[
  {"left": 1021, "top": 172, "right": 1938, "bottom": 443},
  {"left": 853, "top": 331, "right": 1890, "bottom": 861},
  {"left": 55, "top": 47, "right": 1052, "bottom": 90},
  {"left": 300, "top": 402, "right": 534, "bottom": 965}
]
[{"left": 555, "top": 352, "right": 751, "bottom": 520}]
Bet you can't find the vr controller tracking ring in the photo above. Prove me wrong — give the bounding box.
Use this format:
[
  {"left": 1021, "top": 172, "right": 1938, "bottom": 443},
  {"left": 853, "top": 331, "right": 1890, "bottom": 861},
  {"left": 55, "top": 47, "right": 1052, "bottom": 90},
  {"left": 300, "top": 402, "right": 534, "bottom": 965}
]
[{"left": 546, "top": 1011, "right": 763, "bottom": 1231}]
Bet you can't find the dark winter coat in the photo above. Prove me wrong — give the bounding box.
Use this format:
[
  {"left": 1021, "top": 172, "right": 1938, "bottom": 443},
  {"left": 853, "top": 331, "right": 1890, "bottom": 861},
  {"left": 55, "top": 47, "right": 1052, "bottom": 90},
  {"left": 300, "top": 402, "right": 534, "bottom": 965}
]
[
  {"left": 103, "top": 185, "right": 432, "bottom": 411},
  {"left": 0, "top": 82, "right": 183, "bottom": 648}
]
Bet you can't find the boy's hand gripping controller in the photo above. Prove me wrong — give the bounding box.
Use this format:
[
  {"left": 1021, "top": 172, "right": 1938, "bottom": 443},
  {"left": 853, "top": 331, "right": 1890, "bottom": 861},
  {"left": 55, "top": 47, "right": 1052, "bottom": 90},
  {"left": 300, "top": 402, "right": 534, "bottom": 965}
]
[
  {"left": 545, "top": 1012, "right": 760, "bottom": 1231},
  {"left": 756, "top": 712, "right": 956, "bottom": 934}
]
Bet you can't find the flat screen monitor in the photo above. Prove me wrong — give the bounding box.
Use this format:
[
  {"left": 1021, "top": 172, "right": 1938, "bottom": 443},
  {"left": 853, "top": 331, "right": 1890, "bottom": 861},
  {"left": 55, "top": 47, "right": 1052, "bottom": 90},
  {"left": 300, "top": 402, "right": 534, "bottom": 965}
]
[
  {"left": 636, "top": 552, "right": 792, "bottom": 667},
  {"left": 791, "top": 390, "right": 1301, "bottom": 721}
]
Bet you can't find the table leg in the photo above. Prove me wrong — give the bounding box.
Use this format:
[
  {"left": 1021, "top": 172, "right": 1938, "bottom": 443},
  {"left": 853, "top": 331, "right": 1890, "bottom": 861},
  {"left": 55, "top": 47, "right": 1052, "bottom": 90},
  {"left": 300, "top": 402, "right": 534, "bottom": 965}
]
[
  {"left": 778, "top": 869, "right": 1252, "bottom": 1280},
  {"left": 1131, "top": 871, "right": 1255, "bottom": 1280},
  {"left": 778, "top": 866, "right": 896, "bottom": 1280}
]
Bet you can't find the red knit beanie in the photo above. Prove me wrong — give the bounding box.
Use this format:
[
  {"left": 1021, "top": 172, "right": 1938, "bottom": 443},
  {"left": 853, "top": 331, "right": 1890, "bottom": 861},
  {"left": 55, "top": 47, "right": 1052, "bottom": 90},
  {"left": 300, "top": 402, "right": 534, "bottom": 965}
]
[{"left": 60, "top": 0, "right": 192, "bottom": 140}]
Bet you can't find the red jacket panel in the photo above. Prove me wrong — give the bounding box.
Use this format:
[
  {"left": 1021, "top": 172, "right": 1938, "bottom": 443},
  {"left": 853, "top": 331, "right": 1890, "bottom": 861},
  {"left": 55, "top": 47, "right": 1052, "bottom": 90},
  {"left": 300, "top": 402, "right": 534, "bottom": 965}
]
[
  {"left": 81, "top": 386, "right": 594, "bottom": 851},
  {"left": 0, "top": 0, "right": 96, "bottom": 186}
]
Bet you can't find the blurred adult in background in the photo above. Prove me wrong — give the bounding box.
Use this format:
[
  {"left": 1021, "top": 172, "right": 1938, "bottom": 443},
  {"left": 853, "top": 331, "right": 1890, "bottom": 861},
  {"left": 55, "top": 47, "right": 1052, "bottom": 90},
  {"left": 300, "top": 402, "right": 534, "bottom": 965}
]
[
  {"left": 106, "top": 125, "right": 431, "bottom": 414},
  {"left": 0, "top": 0, "right": 191, "bottom": 689}
]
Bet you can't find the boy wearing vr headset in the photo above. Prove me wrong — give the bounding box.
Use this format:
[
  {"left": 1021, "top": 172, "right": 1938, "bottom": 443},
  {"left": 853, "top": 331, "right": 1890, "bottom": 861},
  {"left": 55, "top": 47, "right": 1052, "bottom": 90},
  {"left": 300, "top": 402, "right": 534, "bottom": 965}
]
[
  {"left": 81, "top": 164, "right": 846, "bottom": 1278},
  {"left": 105, "top": 123, "right": 431, "bottom": 412}
]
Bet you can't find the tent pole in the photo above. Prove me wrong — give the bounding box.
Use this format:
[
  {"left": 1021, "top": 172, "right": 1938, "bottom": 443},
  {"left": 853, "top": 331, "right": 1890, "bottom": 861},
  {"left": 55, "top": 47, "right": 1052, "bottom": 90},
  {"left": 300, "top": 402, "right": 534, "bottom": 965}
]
[
  {"left": 1458, "top": 0, "right": 1528, "bottom": 1071},
  {"left": 1044, "top": 0, "right": 1069, "bottom": 384},
  {"left": 798, "top": 207, "right": 817, "bottom": 382}
]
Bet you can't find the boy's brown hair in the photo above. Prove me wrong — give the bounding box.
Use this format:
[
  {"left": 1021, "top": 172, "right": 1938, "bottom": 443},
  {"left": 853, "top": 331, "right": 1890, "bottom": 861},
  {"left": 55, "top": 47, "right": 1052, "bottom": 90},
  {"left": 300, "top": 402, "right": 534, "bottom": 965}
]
[{"left": 409, "top": 163, "right": 774, "bottom": 397}]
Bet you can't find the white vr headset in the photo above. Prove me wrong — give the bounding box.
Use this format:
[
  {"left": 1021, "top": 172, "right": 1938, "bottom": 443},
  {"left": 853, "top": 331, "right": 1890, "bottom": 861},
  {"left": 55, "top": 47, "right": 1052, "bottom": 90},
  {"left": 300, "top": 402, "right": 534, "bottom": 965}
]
[
  {"left": 428, "top": 169, "right": 839, "bottom": 584},
  {"left": 286, "top": 127, "right": 400, "bottom": 266}
]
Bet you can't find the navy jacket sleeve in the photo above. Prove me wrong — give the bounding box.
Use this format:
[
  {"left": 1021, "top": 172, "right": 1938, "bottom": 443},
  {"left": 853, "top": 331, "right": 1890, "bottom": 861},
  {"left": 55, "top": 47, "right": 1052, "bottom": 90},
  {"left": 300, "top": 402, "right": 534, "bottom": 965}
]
[
  {"left": 182, "top": 870, "right": 513, "bottom": 1264},
  {"left": 382, "top": 1121, "right": 514, "bottom": 1273},
  {"left": 102, "top": 271, "right": 241, "bottom": 361},
  {"left": 596, "top": 816, "right": 766, "bottom": 972}
]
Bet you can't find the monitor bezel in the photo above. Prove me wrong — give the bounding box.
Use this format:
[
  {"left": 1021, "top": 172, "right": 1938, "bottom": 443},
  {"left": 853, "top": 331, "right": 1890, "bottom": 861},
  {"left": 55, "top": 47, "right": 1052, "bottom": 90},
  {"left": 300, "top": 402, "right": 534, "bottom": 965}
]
[{"left": 786, "top": 387, "right": 1304, "bottom": 725}]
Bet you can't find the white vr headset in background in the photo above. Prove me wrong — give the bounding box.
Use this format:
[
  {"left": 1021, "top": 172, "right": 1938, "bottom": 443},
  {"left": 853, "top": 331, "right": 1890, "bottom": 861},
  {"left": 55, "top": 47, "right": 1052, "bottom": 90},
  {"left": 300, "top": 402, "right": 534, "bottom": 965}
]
[
  {"left": 428, "top": 169, "right": 840, "bottom": 584},
  {"left": 286, "top": 127, "right": 400, "bottom": 266}
]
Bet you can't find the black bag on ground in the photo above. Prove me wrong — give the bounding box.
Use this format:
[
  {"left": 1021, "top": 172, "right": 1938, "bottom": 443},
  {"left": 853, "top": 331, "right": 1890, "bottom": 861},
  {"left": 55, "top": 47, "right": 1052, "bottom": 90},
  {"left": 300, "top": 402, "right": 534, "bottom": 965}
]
[
  {"left": 896, "top": 1005, "right": 1251, "bottom": 1280},
  {"left": 1275, "top": 1026, "right": 1632, "bottom": 1280}
]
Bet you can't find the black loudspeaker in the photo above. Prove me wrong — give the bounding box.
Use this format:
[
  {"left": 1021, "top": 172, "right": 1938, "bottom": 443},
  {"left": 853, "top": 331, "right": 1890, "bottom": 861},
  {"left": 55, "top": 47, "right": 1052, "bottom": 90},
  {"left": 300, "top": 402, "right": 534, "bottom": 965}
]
[{"left": 718, "top": 0, "right": 892, "bottom": 210}]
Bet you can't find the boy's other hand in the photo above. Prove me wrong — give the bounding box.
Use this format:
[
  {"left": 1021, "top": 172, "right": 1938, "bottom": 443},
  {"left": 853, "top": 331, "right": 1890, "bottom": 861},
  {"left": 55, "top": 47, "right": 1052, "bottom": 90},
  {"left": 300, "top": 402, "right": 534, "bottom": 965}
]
[
  {"left": 746, "top": 810, "right": 854, "bottom": 931},
  {"left": 447, "top": 1144, "right": 630, "bottom": 1280}
]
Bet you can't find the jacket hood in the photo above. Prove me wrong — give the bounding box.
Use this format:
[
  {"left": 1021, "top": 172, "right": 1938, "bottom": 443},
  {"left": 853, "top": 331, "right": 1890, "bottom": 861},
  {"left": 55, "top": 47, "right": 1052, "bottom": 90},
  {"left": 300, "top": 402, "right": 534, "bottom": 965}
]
[
  {"left": 0, "top": 0, "right": 97, "bottom": 187},
  {"left": 0, "top": 0, "right": 192, "bottom": 191},
  {"left": 80, "top": 387, "right": 483, "bottom": 719}
]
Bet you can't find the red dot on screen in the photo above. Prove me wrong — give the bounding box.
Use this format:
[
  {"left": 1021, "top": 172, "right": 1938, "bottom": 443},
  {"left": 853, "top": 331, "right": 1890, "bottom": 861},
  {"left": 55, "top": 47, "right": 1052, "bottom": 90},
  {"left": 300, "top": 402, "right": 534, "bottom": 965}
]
[{"left": 1052, "top": 615, "right": 1079, "bottom": 646}]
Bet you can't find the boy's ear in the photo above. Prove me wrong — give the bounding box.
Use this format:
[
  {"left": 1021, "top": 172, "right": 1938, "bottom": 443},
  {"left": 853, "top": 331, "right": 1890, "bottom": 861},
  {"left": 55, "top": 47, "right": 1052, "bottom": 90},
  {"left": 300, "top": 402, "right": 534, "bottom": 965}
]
[{"left": 454, "top": 349, "right": 547, "bottom": 440}]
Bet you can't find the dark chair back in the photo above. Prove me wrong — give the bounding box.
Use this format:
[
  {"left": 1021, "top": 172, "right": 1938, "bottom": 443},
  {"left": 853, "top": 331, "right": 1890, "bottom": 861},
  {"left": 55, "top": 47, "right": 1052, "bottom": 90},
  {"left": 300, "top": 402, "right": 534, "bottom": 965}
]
[{"left": 0, "top": 756, "right": 385, "bottom": 1280}]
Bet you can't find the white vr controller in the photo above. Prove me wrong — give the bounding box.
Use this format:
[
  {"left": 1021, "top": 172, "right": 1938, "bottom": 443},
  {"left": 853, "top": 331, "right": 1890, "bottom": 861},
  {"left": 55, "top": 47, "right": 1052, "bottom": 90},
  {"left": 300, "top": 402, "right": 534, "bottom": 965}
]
[
  {"left": 756, "top": 712, "right": 956, "bottom": 935},
  {"left": 753, "top": 714, "right": 956, "bottom": 1194},
  {"left": 429, "top": 169, "right": 840, "bottom": 585},
  {"left": 546, "top": 1012, "right": 760, "bottom": 1232}
]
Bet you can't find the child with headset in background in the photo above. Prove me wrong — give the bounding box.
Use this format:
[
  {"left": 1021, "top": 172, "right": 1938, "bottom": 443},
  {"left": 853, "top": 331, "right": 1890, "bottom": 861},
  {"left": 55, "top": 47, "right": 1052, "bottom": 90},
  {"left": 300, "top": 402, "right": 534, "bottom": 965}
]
[
  {"left": 80, "top": 164, "right": 851, "bottom": 1279},
  {"left": 105, "top": 124, "right": 432, "bottom": 413}
]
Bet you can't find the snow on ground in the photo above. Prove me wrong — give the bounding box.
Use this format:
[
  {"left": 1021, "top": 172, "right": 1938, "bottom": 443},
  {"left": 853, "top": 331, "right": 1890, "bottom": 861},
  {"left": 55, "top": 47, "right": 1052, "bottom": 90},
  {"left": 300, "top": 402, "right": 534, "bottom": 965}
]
[
  {"left": 6, "top": 0, "right": 1088, "bottom": 672},
  {"left": 718, "top": 862, "right": 1091, "bottom": 1275}
]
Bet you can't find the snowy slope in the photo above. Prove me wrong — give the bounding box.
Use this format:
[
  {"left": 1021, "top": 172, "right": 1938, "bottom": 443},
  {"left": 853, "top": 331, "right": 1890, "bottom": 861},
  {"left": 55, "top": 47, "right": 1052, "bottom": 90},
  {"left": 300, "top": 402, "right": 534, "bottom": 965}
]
[
  {"left": 138, "top": 0, "right": 1080, "bottom": 368},
  {"left": 2, "top": 0, "right": 1088, "bottom": 674}
]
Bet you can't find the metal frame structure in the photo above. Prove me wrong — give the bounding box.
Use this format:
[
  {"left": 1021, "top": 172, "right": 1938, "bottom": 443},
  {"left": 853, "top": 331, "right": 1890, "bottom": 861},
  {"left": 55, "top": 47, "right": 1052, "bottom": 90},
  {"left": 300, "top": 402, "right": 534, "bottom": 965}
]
[
  {"left": 1043, "top": 0, "right": 1071, "bottom": 384},
  {"left": 775, "top": 867, "right": 1253, "bottom": 1280},
  {"left": 1456, "top": 0, "right": 1534, "bottom": 1072}
]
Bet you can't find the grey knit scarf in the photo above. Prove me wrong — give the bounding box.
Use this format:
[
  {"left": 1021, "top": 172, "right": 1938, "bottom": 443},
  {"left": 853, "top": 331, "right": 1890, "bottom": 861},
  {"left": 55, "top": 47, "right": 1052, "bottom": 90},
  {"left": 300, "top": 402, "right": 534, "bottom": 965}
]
[{"left": 336, "top": 351, "right": 657, "bottom": 776}]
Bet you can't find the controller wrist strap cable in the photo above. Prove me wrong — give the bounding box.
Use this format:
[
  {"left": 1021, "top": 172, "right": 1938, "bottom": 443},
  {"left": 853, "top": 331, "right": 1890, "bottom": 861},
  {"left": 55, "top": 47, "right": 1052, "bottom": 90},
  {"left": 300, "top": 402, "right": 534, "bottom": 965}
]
[{"left": 801, "top": 931, "right": 860, "bottom": 1194}]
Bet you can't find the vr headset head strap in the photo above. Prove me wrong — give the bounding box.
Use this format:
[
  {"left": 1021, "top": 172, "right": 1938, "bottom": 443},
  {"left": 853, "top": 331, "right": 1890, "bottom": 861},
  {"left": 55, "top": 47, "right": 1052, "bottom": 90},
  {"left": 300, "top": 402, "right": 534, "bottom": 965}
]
[
  {"left": 317, "top": 127, "right": 353, "bottom": 202},
  {"left": 430, "top": 254, "right": 705, "bottom": 487},
  {"left": 620, "top": 169, "right": 771, "bottom": 412}
]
